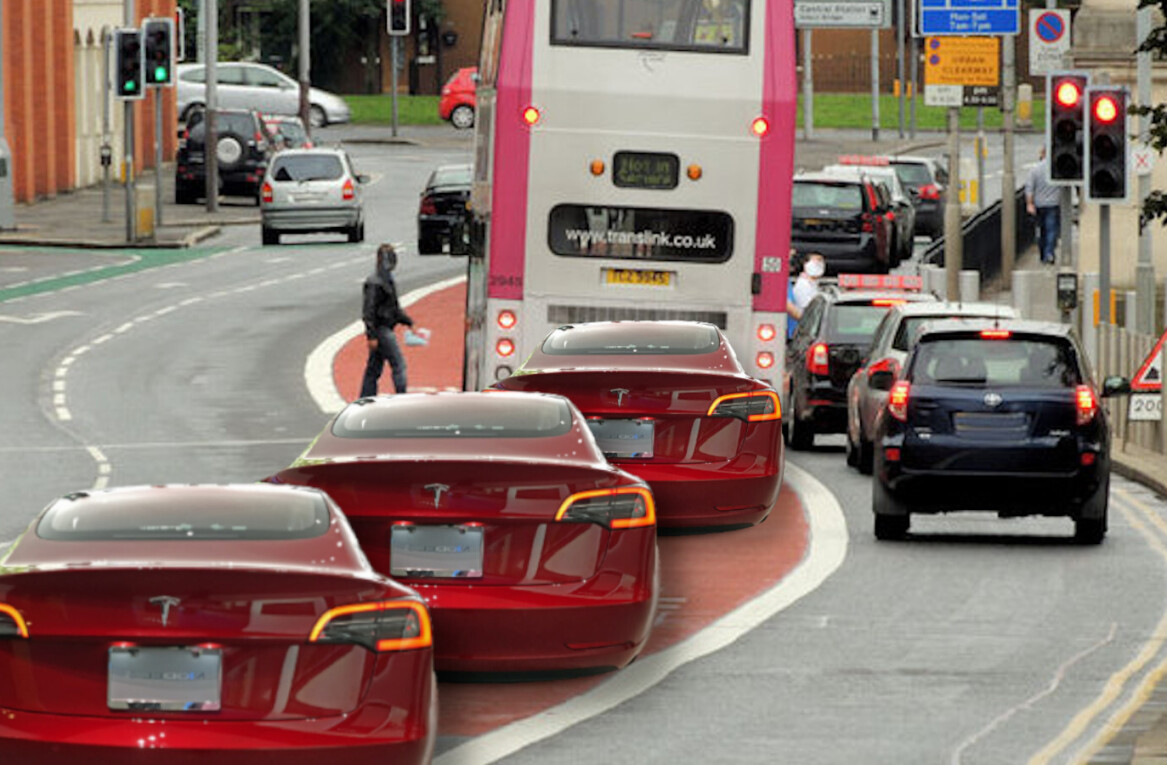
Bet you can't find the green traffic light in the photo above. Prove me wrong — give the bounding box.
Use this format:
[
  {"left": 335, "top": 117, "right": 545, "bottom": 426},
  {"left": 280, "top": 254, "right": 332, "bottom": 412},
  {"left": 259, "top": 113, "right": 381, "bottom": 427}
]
[
  {"left": 155, "top": 66, "right": 168, "bottom": 82},
  {"left": 125, "top": 81, "right": 137, "bottom": 92}
]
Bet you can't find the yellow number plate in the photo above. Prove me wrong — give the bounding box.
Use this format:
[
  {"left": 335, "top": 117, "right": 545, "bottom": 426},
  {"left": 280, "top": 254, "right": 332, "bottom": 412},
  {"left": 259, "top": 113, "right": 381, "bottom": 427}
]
[{"left": 605, "top": 269, "right": 673, "bottom": 287}]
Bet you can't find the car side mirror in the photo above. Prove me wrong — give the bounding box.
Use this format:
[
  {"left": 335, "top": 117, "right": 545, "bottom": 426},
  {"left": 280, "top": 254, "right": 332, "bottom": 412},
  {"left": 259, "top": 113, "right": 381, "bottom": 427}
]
[
  {"left": 869, "top": 370, "right": 895, "bottom": 391},
  {"left": 1101, "top": 376, "right": 1131, "bottom": 398},
  {"left": 356, "top": 173, "right": 370, "bottom": 184}
]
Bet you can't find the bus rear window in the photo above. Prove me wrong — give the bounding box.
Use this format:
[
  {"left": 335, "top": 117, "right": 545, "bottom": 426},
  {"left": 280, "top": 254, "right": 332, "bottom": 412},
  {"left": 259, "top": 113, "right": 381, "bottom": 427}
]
[
  {"left": 552, "top": 0, "right": 749, "bottom": 53},
  {"left": 549, "top": 204, "right": 733, "bottom": 263},
  {"left": 333, "top": 396, "right": 574, "bottom": 438},
  {"left": 542, "top": 322, "right": 721, "bottom": 355}
]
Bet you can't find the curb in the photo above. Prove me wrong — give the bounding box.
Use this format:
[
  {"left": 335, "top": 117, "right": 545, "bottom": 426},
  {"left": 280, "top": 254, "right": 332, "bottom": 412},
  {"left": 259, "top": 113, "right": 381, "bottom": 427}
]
[
  {"left": 0, "top": 233, "right": 210, "bottom": 250},
  {"left": 1112, "top": 454, "right": 1167, "bottom": 500},
  {"left": 341, "top": 137, "right": 423, "bottom": 147}
]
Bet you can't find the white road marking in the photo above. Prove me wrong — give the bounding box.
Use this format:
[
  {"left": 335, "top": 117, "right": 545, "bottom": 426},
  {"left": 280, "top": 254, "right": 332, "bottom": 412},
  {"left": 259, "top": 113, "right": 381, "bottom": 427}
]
[
  {"left": 433, "top": 462, "right": 848, "bottom": 765},
  {"left": 304, "top": 274, "right": 468, "bottom": 415},
  {"left": 55, "top": 407, "right": 72, "bottom": 421},
  {"left": 154, "top": 282, "right": 188, "bottom": 289},
  {"left": 0, "top": 437, "right": 316, "bottom": 454},
  {"left": 0, "top": 310, "right": 82, "bottom": 324}
]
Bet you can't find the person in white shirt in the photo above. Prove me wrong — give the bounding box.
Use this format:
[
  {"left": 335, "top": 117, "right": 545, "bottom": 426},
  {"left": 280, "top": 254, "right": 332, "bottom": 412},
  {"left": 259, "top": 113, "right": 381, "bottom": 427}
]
[{"left": 787, "top": 252, "right": 825, "bottom": 338}]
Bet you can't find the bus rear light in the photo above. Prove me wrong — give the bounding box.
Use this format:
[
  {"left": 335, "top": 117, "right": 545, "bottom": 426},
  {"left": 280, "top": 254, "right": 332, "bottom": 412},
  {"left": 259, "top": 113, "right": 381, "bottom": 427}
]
[
  {"left": 756, "top": 351, "right": 775, "bottom": 369},
  {"left": 808, "top": 343, "right": 830, "bottom": 376},
  {"left": 496, "top": 338, "right": 515, "bottom": 357},
  {"left": 1075, "top": 385, "right": 1098, "bottom": 426},
  {"left": 261, "top": 182, "right": 273, "bottom": 203},
  {"left": 497, "top": 310, "right": 517, "bottom": 330},
  {"left": 494, "top": 365, "right": 513, "bottom": 381},
  {"left": 309, "top": 600, "right": 432, "bottom": 653},
  {"left": 750, "top": 117, "right": 770, "bottom": 137},
  {"left": 556, "top": 487, "right": 655, "bottom": 529},
  {"left": 522, "top": 106, "right": 541, "bottom": 125},
  {"left": 687, "top": 164, "right": 703, "bottom": 180},
  {"left": 757, "top": 324, "right": 776, "bottom": 342},
  {"left": 590, "top": 159, "right": 605, "bottom": 176},
  {"left": 0, "top": 604, "right": 28, "bottom": 639},
  {"left": 888, "top": 381, "right": 911, "bottom": 421},
  {"left": 708, "top": 390, "right": 781, "bottom": 422}
]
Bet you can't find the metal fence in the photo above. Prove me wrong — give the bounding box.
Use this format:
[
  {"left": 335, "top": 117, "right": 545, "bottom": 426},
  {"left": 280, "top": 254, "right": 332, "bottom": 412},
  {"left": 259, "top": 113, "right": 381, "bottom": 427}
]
[{"left": 922, "top": 187, "right": 1035, "bottom": 287}]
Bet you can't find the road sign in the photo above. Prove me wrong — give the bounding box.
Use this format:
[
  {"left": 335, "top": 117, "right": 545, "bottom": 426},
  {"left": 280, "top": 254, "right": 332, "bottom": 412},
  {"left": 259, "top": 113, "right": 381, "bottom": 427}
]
[
  {"left": 1129, "top": 394, "right": 1162, "bottom": 422},
  {"left": 795, "top": 0, "right": 890, "bottom": 28},
  {"left": 1134, "top": 142, "right": 1157, "bottom": 176},
  {"left": 1131, "top": 330, "right": 1167, "bottom": 392},
  {"left": 919, "top": 0, "right": 1020, "bottom": 36},
  {"left": 924, "top": 36, "right": 1000, "bottom": 86},
  {"left": 1029, "top": 9, "right": 1070, "bottom": 75}
]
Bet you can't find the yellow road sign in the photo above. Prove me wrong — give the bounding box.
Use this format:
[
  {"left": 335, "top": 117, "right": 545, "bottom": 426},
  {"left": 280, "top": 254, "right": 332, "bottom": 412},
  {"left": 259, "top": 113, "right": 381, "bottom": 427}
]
[{"left": 924, "top": 37, "right": 1000, "bottom": 87}]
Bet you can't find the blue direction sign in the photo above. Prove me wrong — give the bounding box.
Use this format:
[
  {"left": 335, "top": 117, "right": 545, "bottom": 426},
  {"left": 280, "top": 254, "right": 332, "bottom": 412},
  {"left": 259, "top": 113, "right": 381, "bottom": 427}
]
[{"left": 919, "top": 0, "right": 1020, "bottom": 36}]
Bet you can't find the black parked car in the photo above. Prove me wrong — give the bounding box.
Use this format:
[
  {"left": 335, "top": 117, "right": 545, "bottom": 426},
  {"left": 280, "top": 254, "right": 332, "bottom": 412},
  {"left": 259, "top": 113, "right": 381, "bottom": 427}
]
[
  {"left": 791, "top": 173, "right": 895, "bottom": 275},
  {"left": 871, "top": 318, "right": 1129, "bottom": 543},
  {"left": 888, "top": 155, "right": 947, "bottom": 240},
  {"left": 417, "top": 163, "right": 472, "bottom": 255},
  {"left": 176, "top": 108, "right": 272, "bottom": 205},
  {"left": 784, "top": 276, "right": 936, "bottom": 450}
]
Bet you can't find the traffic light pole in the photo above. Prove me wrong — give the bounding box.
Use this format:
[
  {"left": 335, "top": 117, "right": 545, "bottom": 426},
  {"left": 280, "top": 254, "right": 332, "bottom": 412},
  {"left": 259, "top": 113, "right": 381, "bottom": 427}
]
[
  {"left": 1001, "top": 34, "right": 1016, "bottom": 282},
  {"left": 125, "top": 1, "right": 136, "bottom": 243},
  {"left": 1136, "top": 6, "right": 1155, "bottom": 334},
  {"left": 391, "top": 35, "right": 400, "bottom": 139},
  {"left": 945, "top": 106, "right": 962, "bottom": 300},
  {"left": 154, "top": 93, "right": 163, "bottom": 226},
  {"left": 206, "top": 0, "right": 219, "bottom": 214},
  {"left": 1100, "top": 203, "right": 1111, "bottom": 329}
]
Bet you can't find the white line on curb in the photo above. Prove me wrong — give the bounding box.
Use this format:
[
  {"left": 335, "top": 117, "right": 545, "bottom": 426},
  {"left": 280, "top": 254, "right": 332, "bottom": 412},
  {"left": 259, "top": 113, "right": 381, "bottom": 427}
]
[
  {"left": 304, "top": 274, "right": 468, "bottom": 415},
  {"left": 433, "top": 461, "right": 848, "bottom": 765}
]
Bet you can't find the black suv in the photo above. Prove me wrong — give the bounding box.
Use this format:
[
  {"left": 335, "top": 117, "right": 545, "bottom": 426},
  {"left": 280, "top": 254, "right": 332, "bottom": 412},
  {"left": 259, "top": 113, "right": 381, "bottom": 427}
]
[
  {"left": 176, "top": 108, "right": 272, "bottom": 204},
  {"left": 784, "top": 277, "right": 936, "bottom": 450},
  {"left": 791, "top": 173, "right": 895, "bottom": 275},
  {"left": 417, "top": 163, "right": 472, "bottom": 255},
  {"left": 871, "top": 318, "right": 1129, "bottom": 543}
]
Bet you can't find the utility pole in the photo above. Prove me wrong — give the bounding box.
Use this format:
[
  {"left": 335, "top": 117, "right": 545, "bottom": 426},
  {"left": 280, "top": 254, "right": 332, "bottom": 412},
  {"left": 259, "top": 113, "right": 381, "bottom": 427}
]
[
  {"left": 1052, "top": 0, "right": 1073, "bottom": 271},
  {"left": 299, "top": 0, "right": 310, "bottom": 133},
  {"left": 870, "top": 29, "right": 880, "bottom": 142},
  {"left": 0, "top": 0, "right": 17, "bottom": 229},
  {"left": 909, "top": 0, "right": 918, "bottom": 138},
  {"left": 197, "top": 0, "right": 206, "bottom": 63},
  {"left": 1136, "top": 6, "right": 1155, "bottom": 333},
  {"left": 945, "top": 107, "right": 962, "bottom": 299},
  {"left": 803, "top": 29, "right": 814, "bottom": 140},
  {"left": 1001, "top": 32, "right": 1016, "bottom": 281},
  {"left": 391, "top": 36, "right": 400, "bottom": 138},
  {"left": 125, "top": 0, "right": 137, "bottom": 242},
  {"left": 896, "top": 0, "right": 905, "bottom": 139},
  {"left": 102, "top": 30, "right": 112, "bottom": 223},
  {"left": 976, "top": 107, "right": 985, "bottom": 208},
  {"left": 205, "top": 0, "right": 219, "bottom": 213}
]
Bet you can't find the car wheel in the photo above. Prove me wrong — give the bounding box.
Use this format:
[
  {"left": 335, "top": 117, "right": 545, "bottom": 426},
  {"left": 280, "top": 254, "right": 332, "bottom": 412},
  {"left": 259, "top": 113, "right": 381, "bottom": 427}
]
[
  {"left": 858, "top": 436, "right": 874, "bottom": 475},
  {"left": 1074, "top": 477, "right": 1109, "bottom": 545},
  {"left": 181, "top": 103, "right": 204, "bottom": 123},
  {"left": 309, "top": 105, "right": 327, "bottom": 129},
  {"left": 262, "top": 227, "right": 279, "bottom": 246},
  {"left": 348, "top": 221, "right": 365, "bottom": 243},
  {"left": 216, "top": 135, "right": 245, "bottom": 170},
  {"left": 787, "top": 411, "right": 814, "bottom": 451},
  {"left": 873, "top": 481, "right": 909, "bottom": 540},
  {"left": 451, "top": 104, "right": 475, "bottom": 130}
]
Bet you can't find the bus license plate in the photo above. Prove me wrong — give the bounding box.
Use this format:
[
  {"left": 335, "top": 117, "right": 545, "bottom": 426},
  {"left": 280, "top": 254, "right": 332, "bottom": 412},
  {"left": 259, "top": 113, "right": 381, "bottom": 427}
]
[
  {"left": 605, "top": 269, "right": 673, "bottom": 287},
  {"left": 391, "top": 524, "right": 484, "bottom": 579}
]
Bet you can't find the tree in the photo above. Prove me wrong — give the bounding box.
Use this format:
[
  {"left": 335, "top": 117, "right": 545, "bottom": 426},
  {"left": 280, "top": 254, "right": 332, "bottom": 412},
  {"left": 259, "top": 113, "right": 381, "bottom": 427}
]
[{"left": 1135, "top": 0, "right": 1167, "bottom": 227}]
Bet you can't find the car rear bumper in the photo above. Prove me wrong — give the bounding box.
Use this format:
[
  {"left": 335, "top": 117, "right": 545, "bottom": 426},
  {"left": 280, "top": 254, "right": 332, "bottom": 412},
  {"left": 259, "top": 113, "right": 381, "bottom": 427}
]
[
  {"left": 618, "top": 452, "right": 783, "bottom": 528},
  {"left": 795, "top": 379, "right": 850, "bottom": 434},
  {"left": 914, "top": 203, "right": 942, "bottom": 237},
  {"left": 263, "top": 207, "right": 360, "bottom": 231},
  {"left": 792, "top": 238, "right": 884, "bottom": 274},
  {"left": 879, "top": 461, "right": 1107, "bottom": 516}
]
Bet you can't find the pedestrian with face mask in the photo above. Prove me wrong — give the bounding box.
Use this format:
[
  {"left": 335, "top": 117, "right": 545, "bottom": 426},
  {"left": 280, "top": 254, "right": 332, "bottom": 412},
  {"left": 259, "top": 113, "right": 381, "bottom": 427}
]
[{"left": 360, "top": 244, "right": 412, "bottom": 398}]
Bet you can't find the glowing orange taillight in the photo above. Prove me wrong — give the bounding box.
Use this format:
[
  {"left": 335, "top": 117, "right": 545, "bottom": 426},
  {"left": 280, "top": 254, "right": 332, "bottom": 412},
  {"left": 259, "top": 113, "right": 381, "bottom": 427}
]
[
  {"left": 1075, "top": 384, "right": 1098, "bottom": 426},
  {"left": 871, "top": 299, "right": 905, "bottom": 307},
  {"left": 0, "top": 603, "right": 29, "bottom": 639},
  {"left": 342, "top": 178, "right": 355, "bottom": 200},
  {"left": 556, "top": 487, "right": 656, "bottom": 529},
  {"left": 309, "top": 600, "right": 431, "bottom": 652},
  {"left": 261, "top": 182, "right": 273, "bottom": 203},
  {"left": 522, "top": 106, "right": 541, "bottom": 125},
  {"left": 708, "top": 390, "right": 781, "bottom": 422},
  {"left": 496, "top": 338, "right": 515, "bottom": 357},
  {"left": 808, "top": 342, "right": 830, "bottom": 376},
  {"left": 757, "top": 324, "right": 777, "bottom": 342},
  {"left": 756, "top": 351, "right": 775, "bottom": 369},
  {"left": 980, "top": 329, "right": 1012, "bottom": 339},
  {"left": 497, "top": 310, "right": 517, "bottom": 330},
  {"left": 888, "top": 381, "right": 911, "bottom": 421},
  {"left": 751, "top": 117, "right": 770, "bottom": 137}
]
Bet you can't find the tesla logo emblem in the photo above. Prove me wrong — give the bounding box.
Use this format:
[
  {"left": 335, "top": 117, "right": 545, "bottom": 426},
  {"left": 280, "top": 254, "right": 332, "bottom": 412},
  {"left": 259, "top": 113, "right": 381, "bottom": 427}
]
[
  {"left": 610, "top": 388, "right": 630, "bottom": 406},
  {"left": 425, "top": 483, "right": 450, "bottom": 507},
  {"left": 983, "top": 393, "right": 1003, "bottom": 407},
  {"left": 149, "top": 596, "right": 181, "bottom": 627}
]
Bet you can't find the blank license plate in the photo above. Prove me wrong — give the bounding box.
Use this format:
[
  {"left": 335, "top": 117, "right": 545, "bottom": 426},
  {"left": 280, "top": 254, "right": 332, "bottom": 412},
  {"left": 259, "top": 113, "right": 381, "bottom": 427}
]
[
  {"left": 391, "top": 524, "right": 484, "bottom": 578},
  {"left": 605, "top": 268, "right": 672, "bottom": 287},
  {"left": 588, "top": 418, "right": 655, "bottom": 459},
  {"left": 108, "top": 646, "right": 221, "bottom": 712}
]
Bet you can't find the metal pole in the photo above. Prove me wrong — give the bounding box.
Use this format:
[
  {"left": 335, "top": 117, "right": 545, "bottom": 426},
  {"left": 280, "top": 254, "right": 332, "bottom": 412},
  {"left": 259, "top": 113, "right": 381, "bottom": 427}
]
[
  {"left": 1001, "top": 31, "right": 1016, "bottom": 283},
  {"left": 391, "top": 35, "right": 400, "bottom": 138},
  {"left": 870, "top": 29, "right": 880, "bottom": 142},
  {"left": 896, "top": 0, "right": 905, "bottom": 139},
  {"left": 102, "top": 30, "right": 111, "bottom": 223},
  {"left": 205, "top": 0, "right": 218, "bottom": 213},
  {"left": 1049, "top": 0, "right": 1073, "bottom": 271},
  {"left": 0, "top": 0, "right": 12, "bottom": 229},
  {"left": 298, "top": 0, "right": 310, "bottom": 133},
  {"left": 976, "top": 107, "right": 985, "bottom": 208},
  {"left": 945, "top": 106, "right": 962, "bottom": 299},
  {"left": 909, "top": 0, "right": 918, "bottom": 138},
  {"left": 196, "top": 0, "right": 206, "bottom": 63},
  {"left": 154, "top": 91, "right": 162, "bottom": 226},
  {"left": 1136, "top": 6, "right": 1155, "bottom": 334},
  {"left": 125, "top": 0, "right": 136, "bottom": 242},
  {"left": 1100, "top": 203, "right": 1111, "bottom": 329},
  {"left": 803, "top": 29, "right": 814, "bottom": 141}
]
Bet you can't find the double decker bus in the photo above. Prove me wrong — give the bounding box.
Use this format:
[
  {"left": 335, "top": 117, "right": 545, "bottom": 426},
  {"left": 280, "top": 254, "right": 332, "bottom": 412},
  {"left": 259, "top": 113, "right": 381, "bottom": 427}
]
[{"left": 464, "top": 0, "right": 796, "bottom": 391}]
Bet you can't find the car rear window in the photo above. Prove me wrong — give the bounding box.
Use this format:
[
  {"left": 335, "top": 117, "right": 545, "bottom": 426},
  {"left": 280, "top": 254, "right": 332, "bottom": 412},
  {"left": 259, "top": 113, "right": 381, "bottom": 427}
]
[
  {"left": 432, "top": 165, "right": 472, "bottom": 187},
  {"left": 793, "top": 182, "right": 863, "bottom": 210},
  {"left": 188, "top": 113, "right": 256, "bottom": 139},
  {"left": 827, "top": 304, "right": 891, "bottom": 343},
  {"left": 542, "top": 322, "right": 721, "bottom": 355},
  {"left": 910, "top": 336, "right": 1081, "bottom": 388},
  {"left": 333, "top": 395, "right": 574, "bottom": 438},
  {"left": 893, "top": 315, "right": 1010, "bottom": 351},
  {"left": 37, "top": 487, "right": 330, "bottom": 541},
  {"left": 891, "top": 162, "right": 932, "bottom": 188},
  {"left": 271, "top": 155, "right": 344, "bottom": 182}
]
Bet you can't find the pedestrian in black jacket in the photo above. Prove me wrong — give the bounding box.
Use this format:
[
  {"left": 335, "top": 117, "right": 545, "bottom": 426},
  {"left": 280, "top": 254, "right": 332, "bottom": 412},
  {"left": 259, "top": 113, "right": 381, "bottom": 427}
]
[{"left": 359, "top": 244, "right": 412, "bottom": 398}]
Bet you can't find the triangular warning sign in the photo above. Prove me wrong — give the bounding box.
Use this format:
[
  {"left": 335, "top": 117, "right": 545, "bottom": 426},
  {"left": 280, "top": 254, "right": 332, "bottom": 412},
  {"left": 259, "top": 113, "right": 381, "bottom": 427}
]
[{"left": 1131, "top": 329, "right": 1167, "bottom": 391}]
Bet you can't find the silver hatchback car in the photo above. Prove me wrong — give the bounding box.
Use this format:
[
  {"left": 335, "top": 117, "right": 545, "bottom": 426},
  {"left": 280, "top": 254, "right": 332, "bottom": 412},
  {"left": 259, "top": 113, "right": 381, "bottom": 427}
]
[{"left": 260, "top": 148, "right": 367, "bottom": 245}]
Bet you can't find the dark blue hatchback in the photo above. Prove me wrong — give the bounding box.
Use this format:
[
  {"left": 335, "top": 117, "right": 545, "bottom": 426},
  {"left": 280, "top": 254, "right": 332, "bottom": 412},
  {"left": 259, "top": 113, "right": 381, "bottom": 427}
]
[{"left": 870, "top": 319, "right": 1130, "bottom": 544}]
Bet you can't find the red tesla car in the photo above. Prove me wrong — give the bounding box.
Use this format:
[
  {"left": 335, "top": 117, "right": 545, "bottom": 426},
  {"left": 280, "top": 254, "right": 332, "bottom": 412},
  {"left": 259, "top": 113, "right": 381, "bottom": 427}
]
[
  {"left": 0, "top": 484, "right": 435, "bottom": 764},
  {"left": 270, "top": 391, "right": 658, "bottom": 674},
  {"left": 492, "top": 321, "right": 785, "bottom": 529}
]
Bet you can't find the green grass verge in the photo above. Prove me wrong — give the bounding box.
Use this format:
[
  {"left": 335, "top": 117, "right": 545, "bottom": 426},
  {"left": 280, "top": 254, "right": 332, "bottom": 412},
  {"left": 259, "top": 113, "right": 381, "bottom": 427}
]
[{"left": 345, "top": 92, "right": 1046, "bottom": 131}]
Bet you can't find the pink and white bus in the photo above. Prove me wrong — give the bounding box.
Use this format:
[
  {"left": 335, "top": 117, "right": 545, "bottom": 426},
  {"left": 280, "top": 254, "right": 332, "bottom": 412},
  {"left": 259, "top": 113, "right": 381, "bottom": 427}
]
[{"left": 464, "top": 0, "right": 797, "bottom": 391}]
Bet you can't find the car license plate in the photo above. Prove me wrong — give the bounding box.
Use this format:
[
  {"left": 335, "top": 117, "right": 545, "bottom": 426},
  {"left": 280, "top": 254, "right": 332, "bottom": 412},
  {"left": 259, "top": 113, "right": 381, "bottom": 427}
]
[
  {"left": 391, "top": 524, "right": 484, "bottom": 579},
  {"left": 108, "top": 646, "right": 222, "bottom": 712},
  {"left": 587, "top": 418, "right": 655, "bottom": 459},
  {"left": 605, "top": 268, "right": 673, "bottom": 287}
]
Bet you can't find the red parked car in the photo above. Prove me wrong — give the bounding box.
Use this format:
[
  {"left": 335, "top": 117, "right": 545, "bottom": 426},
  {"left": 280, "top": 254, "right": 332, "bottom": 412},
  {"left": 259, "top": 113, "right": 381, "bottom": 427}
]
[
  {"left": 270, "top": 391, "right": 658, "bottom": 674},
  {"left": 438, "top": 66, "right": 477, "bottom": 130},
  {"left": 0, "top": 484, "right": 436, "bottom": 764},
  {"left": 492, "top": 321, "right": 785, "bottom": 529}
]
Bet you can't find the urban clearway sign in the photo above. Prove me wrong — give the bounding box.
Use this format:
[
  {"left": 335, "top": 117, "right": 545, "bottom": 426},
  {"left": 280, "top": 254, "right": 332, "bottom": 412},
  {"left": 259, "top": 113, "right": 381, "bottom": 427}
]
[
  {"left": 1028, "top": 9, "right": 1070, "bottom": 75},
  {"left": 923, "top": 36, "right": 1001, "bottom": 107},
  {"left": 795, "top": 0, "right": 891, "bottom": 28}
]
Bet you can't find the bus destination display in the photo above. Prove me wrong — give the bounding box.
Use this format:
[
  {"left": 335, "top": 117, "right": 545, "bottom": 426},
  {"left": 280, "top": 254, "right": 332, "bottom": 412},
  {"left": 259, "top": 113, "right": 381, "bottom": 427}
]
[{"left": 613, "top": 152, "right": 679, "bottom": 190}]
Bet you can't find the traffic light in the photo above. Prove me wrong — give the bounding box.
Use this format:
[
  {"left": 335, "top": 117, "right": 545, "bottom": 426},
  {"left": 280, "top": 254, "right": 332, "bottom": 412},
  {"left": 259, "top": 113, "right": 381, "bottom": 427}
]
[
  {"left": 1046, "top": 72, "right": 1088, "bottom": 183},
  {"left": 388, "top": 0, "right": 410, "bottom": 36},
  {"left": 1085, "top": 86, "right": 1130, "bottom": 203},
  {"left": 114, "top": 28, "right": 144, "bottom": 100},
  {"left": 143, "top": 18, "right": 174, "bottom": 87}
]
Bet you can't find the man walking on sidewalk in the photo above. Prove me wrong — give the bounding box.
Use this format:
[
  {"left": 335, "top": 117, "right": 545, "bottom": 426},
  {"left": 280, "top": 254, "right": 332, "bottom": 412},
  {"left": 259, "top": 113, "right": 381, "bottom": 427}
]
[
  {"left": 1025, "top": 147, "right": 1062, "bottom": 265},
  {"left": 359, "top": 244, "right": 413, "bottom": 398}
]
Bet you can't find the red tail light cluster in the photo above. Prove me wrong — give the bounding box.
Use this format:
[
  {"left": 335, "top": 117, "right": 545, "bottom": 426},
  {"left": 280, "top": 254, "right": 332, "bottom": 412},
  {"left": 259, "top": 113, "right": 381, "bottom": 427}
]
[
  {"left": 261, "top": 182, "right": 273, "bottom": 203},
  {"left": 918, "top": 184, "right": 941, "bottom": 201},
  {"left": 860, "top": 213, "right": 875, "bottom": 233},
  {"left": 888, "top": 381, "right": 911, "bottom": 421},
  {"left": 808, "top": 343, "right": 830, "bottom": 376},
  {"left": 556, "top": 487, "right": 656, "bottom": 529},
  {"left": 310, "top": 600, "right": 432, "bottom": 653},
  {"left": 0, "top": 603, "right": 30, "bottom": 638},
  {"left": 419, "top": 195, "right": 438, "bottom": 215},
  {"left": 497, "top": 310, "right": 517, "bottom": 330},
  {"left": 342, "top": 179, "right": 356, "bottom": 200},
  {"left": 1075, "top": 384, "right": 1098, "bottom": 426},
  {"left": 496, "top": 338, "right": 515, "bottom": 357},
  {"left": 708, "top": 390, "right": 781, "bottom": 422}
]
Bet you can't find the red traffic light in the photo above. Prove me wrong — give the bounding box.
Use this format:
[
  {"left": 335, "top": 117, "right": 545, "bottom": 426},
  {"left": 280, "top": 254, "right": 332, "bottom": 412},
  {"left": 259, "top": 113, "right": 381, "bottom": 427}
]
[
  {"left": 1093, "top": 95, "right": 1119, "bottom": 124},
  {"left": 1055, "top": 80, "right": 1082, "bottom": 108}
]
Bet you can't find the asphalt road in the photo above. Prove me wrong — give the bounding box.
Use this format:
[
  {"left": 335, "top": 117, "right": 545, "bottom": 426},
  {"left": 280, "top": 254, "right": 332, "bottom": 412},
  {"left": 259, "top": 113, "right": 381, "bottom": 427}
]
[{"left": 3, "top": 134, "right": 1167, "bottom": 765}]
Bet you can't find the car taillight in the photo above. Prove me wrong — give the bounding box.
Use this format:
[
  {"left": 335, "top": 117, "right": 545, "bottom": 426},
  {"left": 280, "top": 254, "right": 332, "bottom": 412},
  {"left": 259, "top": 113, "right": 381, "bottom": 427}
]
[
  {"left": 309, "top": 600, "right": 431, "bottom": 652},
  {"left": 980, "top": 329, "right": 1012, "bottom": 339},
  {"left": 254, "top": 130, "right": 264, "bottom": 144},
  {"left": 342, "top": 179, "right": 355, "bottom": 200},
  {"left": 556, "top": 487, "right": 656, "bottom": 529},
  {"left": 261, "top": 182, "right": 273, "bottom": 203},
  {"left": 868, "top": 358, "right": 900, "bottom": 379},
  {"left": 808, "top": 342, "right": 830, "bottom": 376},
  {"left": 871, "top": 299, "right": 905, "bottom": 307},
  {"left": 757, "top": 324, "right": 776, "bottom": 342},
  {"left": 496, "top": 338, "right": 515, "bottom": 357},
  {"left": 708, "top": 390, "right": 781, "bottom": 422},
  {"left": 1075, "top": 384, "right": 1098, "bottom": 426},
  {"left": 886, "top": 211, "right": 896, "bottom": 221},
  {"left": 497, "top": 310, "right": 517, "bottom": 330},
  {"left": 861, "top": 213, "right": 875, "bottom": 233},
  {"left": 0, "top": 604, "right": 30, "bottom": 639},
  {"left": 919, "top": 183, "right": 941, "bottom": 201},
  {"left": 419, "top": 195, "right": 437, "bottom": 215},
  {"left": 888, "top": 381, "right": 911, "bottom": 421}
]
